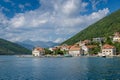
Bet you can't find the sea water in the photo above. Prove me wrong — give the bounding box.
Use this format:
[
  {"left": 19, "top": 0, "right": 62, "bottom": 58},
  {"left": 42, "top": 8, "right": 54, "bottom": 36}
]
[{"left": 0, "top": 56, "right": 120, "bottom": 80}]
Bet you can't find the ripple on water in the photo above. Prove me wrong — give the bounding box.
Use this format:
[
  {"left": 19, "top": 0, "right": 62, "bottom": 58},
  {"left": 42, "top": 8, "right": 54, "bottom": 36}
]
[{"left": 0, "top": 56, "right": 120, "bottom": 80}]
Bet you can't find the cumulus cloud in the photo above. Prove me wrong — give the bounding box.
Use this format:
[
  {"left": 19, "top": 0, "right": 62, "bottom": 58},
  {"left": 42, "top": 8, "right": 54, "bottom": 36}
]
[
  {"left": 0, "top": 0, "right": 110, "bottom": 43},
  {"left": 61, "top": 0, "right": 88, "bottom": 16}
]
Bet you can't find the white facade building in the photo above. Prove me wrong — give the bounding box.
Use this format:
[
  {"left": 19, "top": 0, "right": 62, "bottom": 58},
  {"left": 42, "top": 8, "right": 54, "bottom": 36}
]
[
  {"left": 32, "top": 47, "right": 45, "bottom": 57},
  {"left": 81, "top": 45, "right": 89, "bottom": 55},
  {"left": 113, "top": 32, "right": 120, "bottom": 42},
  {"left": 93, "top": 37, "right": 105, "bottom": 42},
  {"left": 81, "top": 45, "right": 97, "bottom": 55},
  {"left": 101, "top": 44, "right": 116, "bottom": 56},
  {"left": 113, "top": 36, "right": 120, "bottom": 42},
  {"left": 69, "top": 45, "right": 81, "bottom": 56}
]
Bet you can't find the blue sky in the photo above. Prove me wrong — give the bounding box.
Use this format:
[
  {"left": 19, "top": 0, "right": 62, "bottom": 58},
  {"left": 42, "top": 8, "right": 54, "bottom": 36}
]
[{"left": 0, "top": 0, "right": 120, "bottom": 43}]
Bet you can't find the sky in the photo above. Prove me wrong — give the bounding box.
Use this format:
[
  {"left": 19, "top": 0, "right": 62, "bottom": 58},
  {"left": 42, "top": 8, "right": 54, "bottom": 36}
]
[{"left": 0, "top": 0, "right": 120, "bottom": 43}]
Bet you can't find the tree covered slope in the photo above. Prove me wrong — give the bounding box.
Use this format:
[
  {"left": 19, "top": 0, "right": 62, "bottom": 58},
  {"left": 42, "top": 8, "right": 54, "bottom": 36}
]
[
  {"left": 62, "top": 9, "right": 120, "bottom": 45},
  {"left": 0, "top": 38, "right": 31, "bottom": 55}
]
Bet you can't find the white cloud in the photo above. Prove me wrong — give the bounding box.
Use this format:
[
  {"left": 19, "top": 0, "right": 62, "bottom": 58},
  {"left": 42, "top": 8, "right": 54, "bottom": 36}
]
[
  {"left": 0, "top": 11, "right": 8, "bottom": 29},
  {"left": 9, "top": 11, "right": 49, "bottom": 29},
  {"left": 18, "top": 3, "right": 31, "bottom": 11},
  {"left": 64, "top": 0, "right": 87, "bottom": 14},
  {"left": 62, "top": 0, "right": 80, "bottom": 15},
  {"left": 10, "top": 14, "right": 25, "bottom": 28},
  {"left": 54, "top": 38, "right": 66, "bottom": 43},
  {"left": 0, "top": 0, "right": 110, "bottom": 43},
  {"left": 90, "top": 0, "right": 108, "bottom": 10}
]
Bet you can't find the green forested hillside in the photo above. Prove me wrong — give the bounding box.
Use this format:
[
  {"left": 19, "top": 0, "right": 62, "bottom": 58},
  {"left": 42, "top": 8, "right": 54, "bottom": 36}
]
[
  {"left": 0, "top": 38, "right": 31, "bottom": 55},
  {"left": 62, "top": 9, "right": 120, "bottom": 45}
]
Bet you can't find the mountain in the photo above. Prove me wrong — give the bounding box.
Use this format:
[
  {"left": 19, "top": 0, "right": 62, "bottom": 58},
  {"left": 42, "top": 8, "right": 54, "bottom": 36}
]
[
  {"left": 62, "top": 9, "right": 120, "bottom": 45},
  {"left": 16, "top": 40, "right": 59, "bottom": 50},
  {"left": 0, "top": 38, "right": 31, "bottom": 55},
  {"left": 16, "top": 42, "right": 33, "bottom": 50}
]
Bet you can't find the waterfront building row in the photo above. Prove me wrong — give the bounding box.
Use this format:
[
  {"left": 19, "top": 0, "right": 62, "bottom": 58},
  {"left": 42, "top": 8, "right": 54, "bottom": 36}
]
[{"left": 32, "top": 32, "right": 120, "bottom": 57}]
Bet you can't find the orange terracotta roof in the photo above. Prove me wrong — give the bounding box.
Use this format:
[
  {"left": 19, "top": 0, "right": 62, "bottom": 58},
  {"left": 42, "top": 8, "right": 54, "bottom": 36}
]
[
  {"left": 35, "top": 47, "right": 44, "bottom": 51},
  {"left": 67, "top": 45, "right": 72, "bottom": 49},
  {"left": 102, "top": 44, "right": 115, "bottom": 49},
  {"left": 69, "top": 45, "right": 80, "bottom": 51},
  {"left": 60, "top": 45, "right": 72, "bottom": 49},
  {"left": 52, "top": 47, "right": 58, "bottom": 51}
]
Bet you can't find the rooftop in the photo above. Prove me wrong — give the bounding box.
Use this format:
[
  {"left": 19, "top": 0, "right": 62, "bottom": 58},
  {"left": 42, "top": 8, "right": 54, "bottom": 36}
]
[
  {"left": 34, "top": 47, "right": 44, "bottom": 51},
  {"left": 69, "top": 45, "right": 80, "bottom": 51},
  {"left": 102, "top": 44, "right": 115, "bottom": 49}
]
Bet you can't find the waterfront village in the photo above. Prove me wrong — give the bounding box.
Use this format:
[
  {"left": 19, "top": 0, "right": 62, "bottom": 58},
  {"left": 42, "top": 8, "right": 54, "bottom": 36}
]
[{"left": 32, "top": 32, "right": 120, "bottom": 57}]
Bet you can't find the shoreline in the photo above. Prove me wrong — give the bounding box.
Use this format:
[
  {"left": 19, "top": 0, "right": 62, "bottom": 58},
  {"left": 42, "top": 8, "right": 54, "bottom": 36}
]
[
  {"left": 14, "top": 54, "right": 120, "bottom": 58},
  {"left": 1, "top": 54, "right": 120, "bottom": 58}
]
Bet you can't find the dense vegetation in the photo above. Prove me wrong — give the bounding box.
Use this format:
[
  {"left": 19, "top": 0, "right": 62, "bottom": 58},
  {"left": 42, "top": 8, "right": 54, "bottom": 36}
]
[
  {"left": 44, "top": 48, "right": 67, "bottom": 55},
  {"left": 62, "top": 9, "right": 120, "bottom": 45},
  {"left": 0, "top": 38, "right": 31, "bottom": 55}
]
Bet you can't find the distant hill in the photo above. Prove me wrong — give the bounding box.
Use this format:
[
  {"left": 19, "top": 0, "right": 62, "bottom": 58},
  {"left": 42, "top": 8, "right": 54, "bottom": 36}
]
[
  {"left": 16, "top": 40, "right": 59, "bottom": 50},
  {"left": 0, "top": 38, "right": 31, "bottom": 55},
  {"left": 62, "top": 9, "right": 120, "bottom": 45}
]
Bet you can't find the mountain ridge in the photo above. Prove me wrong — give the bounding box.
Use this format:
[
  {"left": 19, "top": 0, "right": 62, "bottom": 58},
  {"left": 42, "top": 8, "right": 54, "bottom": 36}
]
[
  {"left": 0, "top": 38, "right": 31, "bottom": 55},
  {"left": 16, "top": 40, "right": 59, "bottom": 50}
]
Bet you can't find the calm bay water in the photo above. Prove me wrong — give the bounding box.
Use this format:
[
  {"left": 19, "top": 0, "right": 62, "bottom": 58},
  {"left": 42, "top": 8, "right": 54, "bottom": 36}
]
[{"left": 0, "top": 56, "right": 120, "bottom": 80}]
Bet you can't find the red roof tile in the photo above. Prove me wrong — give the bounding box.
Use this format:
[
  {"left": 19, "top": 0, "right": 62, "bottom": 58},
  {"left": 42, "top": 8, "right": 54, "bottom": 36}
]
[
  {"left": 34, "top": 47, "right": 44, "bottom": 51},
  {"left": 102, "top": 44, "right": 115, "bottom": 49},
  {"left": 69, "top": 45, "right": 80, "bottom": 51}
]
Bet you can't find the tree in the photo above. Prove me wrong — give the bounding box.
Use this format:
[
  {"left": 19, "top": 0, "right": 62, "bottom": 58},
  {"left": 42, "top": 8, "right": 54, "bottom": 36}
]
[
  {"left": 54, "top": 49, "right": 64, "bottom": 55},
  {"left": 89, "top": 47, "right": 100, "bottom": 55},
  {"left": 113, "top": 42, "right": 120, "bottom": 55},
  {"left": 44, "top": 48, "right": 53, "bottom": 54},
  {"left": 105, "top": 37, "right": 113, "bottom": 45}
]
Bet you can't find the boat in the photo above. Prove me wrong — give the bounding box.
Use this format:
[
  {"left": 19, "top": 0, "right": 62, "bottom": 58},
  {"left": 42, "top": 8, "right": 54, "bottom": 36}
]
[
  {"left": 102, "top": 55, "right": 106, "bottom": 58},
  {"left": 64, "top": 54, "right": 73, "bottom": 57}
]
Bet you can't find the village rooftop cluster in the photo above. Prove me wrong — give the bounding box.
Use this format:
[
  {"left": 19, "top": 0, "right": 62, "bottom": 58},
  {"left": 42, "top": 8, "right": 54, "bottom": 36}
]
[{"left": 32, "top": 32, "right": 120, "bottom": 57}]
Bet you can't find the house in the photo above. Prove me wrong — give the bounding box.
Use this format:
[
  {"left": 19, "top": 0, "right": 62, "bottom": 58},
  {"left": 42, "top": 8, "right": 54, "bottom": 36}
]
[
  {"left": 60, "top": 44, "right": 71, "bottom": 52},
  {"left": 113, "top": 32, "right": 120, "bottom": 42},
  {"left": 69, "top": 44, "right": 81, "bottom": 56},
  {"left": 93, "top": 37, "right": 105, "bottom": 43},
  {"left": 81, "top": 45, "right": 97, "bottom": 55},
  {"left": 32, "top": 47, "right": 45, "bottom": 56},
  {"left": 49, "top": 47, "right": 60, "bottom": 54},
  {"left": 101, "top": 44, "right": 116, "bottom": 56},
  {"left": 79, "top": 40, "right": 91, "bottom": 45},
  {"left": 49, "top": 48, "right": 53, "bottom": 51},
  {"left": 82, "top": 40, "right": 91, "bottom": 45},
  {"left": 76, "top": 40, "right": 91, "bottom": 47},
  {"left": 49, "top": 47, "right": 59, "bottom": 52}
]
